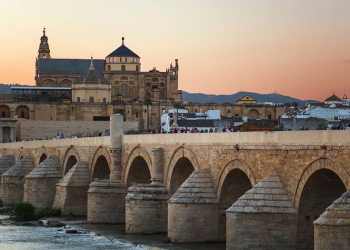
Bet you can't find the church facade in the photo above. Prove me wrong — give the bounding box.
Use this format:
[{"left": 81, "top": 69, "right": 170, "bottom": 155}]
[{"left": 35, "top": 28, "right": 182, "bottom": 102}]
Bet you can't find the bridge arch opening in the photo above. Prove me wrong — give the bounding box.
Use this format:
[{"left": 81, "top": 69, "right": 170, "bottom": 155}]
[
  {"left": 39, "top": 153, "right": 47, "bottom": 163},
  {"left": 65, "top": 155, "right": 78, "bottom": 174},
  {"left": 169, "top": 157, "right": 194, "bottom": 197},
  {"left": 297, "top": 168, "right": 346, "bottom": 249},
  {"left": 218, "top": 168, "right": 252, "bottom": 241},
  {"left": 92, "top": 155, "right": 110, "bottom": 180},
  {"left": 126, "top": 156, "right": 151, "bottom": 189}
]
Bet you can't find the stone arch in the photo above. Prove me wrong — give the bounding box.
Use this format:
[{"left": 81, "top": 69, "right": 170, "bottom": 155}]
[
  {"left": 294, "top": 157, "right": 350, "bottom": 208},
  {"left": 248, "top": 109, "right": 259, "bottom": 119},
  {"left": 124, "top": 146, "right": 152, "bottom": 188},
  {"left": 39, "top": 153, "right": 47, "bottom": 164},
  {"left": 42, "top": 79, "right": 56, "bottom": 87},
  {"left": 62, "top": 146, "right": 80, "bottom": 175},
  {"left": 294, "top": 157, "right": 348, "bottom": 249},
  {"left": 0, "top": 105, "right": 10, "bottom": 118},
  {"left": 166, "top": 146, "right": 200, "bottom": 196},
  {"left": 216, "top": 158, "right": 256, "bottom": 241},
  {"left": 90, "top": 146, "right": 111, "bottom": 181},
  {"left": 15, "top": 105, "right": 30, "bottom": 119},
  {"left": 217, "top": 158, "right": 256, "bottom": 198},
  {"left": 60, "top": 79, "right": 72, "bottom": 87}
]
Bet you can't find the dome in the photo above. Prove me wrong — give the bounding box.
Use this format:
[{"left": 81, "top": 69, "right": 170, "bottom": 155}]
[{"left": 106, "top": 37, "right": 140, "bottom": 58}]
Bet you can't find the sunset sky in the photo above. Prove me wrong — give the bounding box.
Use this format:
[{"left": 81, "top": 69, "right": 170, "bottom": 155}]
[{"left": 1, "top": 0, "right": 350, "bottom": 101}]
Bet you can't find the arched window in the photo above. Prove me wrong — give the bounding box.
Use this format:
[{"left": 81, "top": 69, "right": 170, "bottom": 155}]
[
  {"left": 77, "top": 97, "right": 80, "bottom": 103},
  {"left": 121, "top": 84, "right": 127, "bottom": 96},
  {"left": 89, "top": 96, "right": 94, "bottom": 103},
  {"left": 114, "top": 81, "right": 119, "bottom": 85},
  {"left": 136, "top": 65, "right": 139, "bottom": 71},
  {"left": 107, "top": 65, "right": 111, "bottom": 71},
  {"left": 268, "top": 114, "right": 272, "bottom": 119},
  {"left": 121, "top": 65, "right": 125, "bottom": 71},
  {"left": 103, "top": 98, "right": 106, "bottom": 103}
]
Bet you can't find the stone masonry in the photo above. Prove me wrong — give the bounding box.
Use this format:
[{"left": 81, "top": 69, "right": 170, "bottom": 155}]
[{"left": 226, "top": 171, "right": 297, "bottom": 249}]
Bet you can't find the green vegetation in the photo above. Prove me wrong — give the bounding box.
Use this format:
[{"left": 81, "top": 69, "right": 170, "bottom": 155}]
[
  {"left": 13, "top": 202, "right": 35, "bottom": 221},
  {"left": 317, "top": 123, "right": 327, "bottom": 130},
  {"left": 125, "top": 129, "right": 140, "bottom": 135},
  {"left": 36, "top": 207, "right": 61, "bottom": 219}
]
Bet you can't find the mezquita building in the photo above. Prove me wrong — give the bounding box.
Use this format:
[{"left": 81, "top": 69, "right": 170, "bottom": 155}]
[{"left": 35, "top": 28, "right": 182, "bottom": 102}]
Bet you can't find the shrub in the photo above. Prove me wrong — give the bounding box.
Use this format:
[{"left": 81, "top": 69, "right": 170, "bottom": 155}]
[
  {"left": 36, "top": 207, "right": 61, "bottom": 219},
  {"left": 13, "top": 202, "right": 35, "bottom": 221}
]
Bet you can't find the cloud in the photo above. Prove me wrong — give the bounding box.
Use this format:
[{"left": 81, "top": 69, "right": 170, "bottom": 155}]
[{"left": 342, "top": 60, "right": 350, "bottom": 64}]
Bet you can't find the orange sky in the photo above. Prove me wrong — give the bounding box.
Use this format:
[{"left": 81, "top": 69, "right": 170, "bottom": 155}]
[{"left": 1, "top": 0, "right": 350, "bottom": 101}]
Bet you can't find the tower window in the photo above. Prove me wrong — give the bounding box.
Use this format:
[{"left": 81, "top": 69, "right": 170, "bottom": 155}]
[
  {"left": 107, "top": 65, "right": 111, "bottom": 71},
  {"left": 89, "top": 96, "right": 94, "bottom": 103},
  {"left": 125, "top": 57, "right": 127, "bottom": 62},
  {"left": 136, "top": 65, "right": 139, "bottom": 71},
  {"left": 121, "top": 65, "right": 125, "bottom": 71},
  {"left": 120, "top": 57, "right": 122, "bottom": 62}
]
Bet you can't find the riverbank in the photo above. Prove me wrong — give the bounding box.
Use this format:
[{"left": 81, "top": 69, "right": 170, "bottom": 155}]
[{"left": 0, "top": 215, "right": 225, "bottom": 250}]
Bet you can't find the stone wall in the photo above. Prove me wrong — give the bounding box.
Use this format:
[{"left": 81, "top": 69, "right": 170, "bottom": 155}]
[{"left": 18, "top": 120, "right": 137, "bottom": 140}]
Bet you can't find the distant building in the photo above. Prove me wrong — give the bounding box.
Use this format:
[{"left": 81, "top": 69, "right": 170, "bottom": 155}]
[{"left": 235, "top": 95, "right": 257, "bottom": 105}]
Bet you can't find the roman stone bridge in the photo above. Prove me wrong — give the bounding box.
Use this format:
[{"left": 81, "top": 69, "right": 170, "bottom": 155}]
[{"left": 0, "top": 115, "right": 349, "bottom": 249}]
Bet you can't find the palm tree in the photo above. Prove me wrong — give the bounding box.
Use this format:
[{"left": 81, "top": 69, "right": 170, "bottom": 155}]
[
  {"left": 144, "top": 98, "right": 152, "bottom": 131},
  {"left": 172, "top": 102, "right": 182, "bottom": 127}
]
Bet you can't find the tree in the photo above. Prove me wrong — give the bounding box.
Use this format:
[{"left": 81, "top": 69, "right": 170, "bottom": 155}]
[
  {"left": 143, "top": 98, "right": 152, "bottom": 131},
  {"left": 292, "top": 101, "right": 299, "bottom": 110},
  {"left": 284, "top": 102, "right": 291, "bottom": 108},
  {"left": 172, "top": 102, "right": 182, "bottom": 125}
]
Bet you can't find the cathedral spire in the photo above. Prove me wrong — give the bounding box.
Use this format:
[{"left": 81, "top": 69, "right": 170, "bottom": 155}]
[
  {"left": 122, "top": 36, "right": 124, "bottom": 46},
  {"left": 89, "top": 56, "right": 95, "bottom": 70},
  {"left": 38, "top": 28, "right": 50, "bottom": 59}
]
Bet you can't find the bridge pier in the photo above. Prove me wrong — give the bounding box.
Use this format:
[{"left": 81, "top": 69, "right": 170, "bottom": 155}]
[
  {"left": 53, "top": 161, "right": 90, "bottom": 216},
  {"left": 87, "top": 114, "right": 126, "bottom": 223},
  {"left": 314, "top": 190, "right": 350, "bottom": 249},
  {"left": 1, "top": 156, "right": 35, "bottom": 206},
  {"left": 0, "top": 155, "right": 15, "bottom": 200},
  {"left": 23, "top": 155, "right": 62, "bottom": 210},
  {"left": 226, "top": 172, "right": 297, "bottom": 249},
  {"left": 168, "top": 169, "right": 219, "bottom": 243},
  {"left": 125, "top": 147, "right": 168, "bottom": 234}
]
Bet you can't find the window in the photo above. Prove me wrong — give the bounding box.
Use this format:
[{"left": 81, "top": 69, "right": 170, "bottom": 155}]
[
  {"left": 136, "top": 65, "right": 139, "bottom": 71},
  {"left": 114, "top": 81, "right": 119, "bottom": 85},
  {"left": 21, "top": 111, "right": 24, "bottom": 118},
  {"left": 129, "top": 81, "right": 134, "bottom": 85},
  {"left": 268, "top": 114, "right": 272, "bottom": 119},
  {"left": 107, "top": 65, "right": 111, "bottom": 71},
  {"left": 228, "top": 109, "right": 231, "bottom": 113},
  {"left": 121, "top": 84, "right": 127, "bottom": 96},
  {"left": 103, "top": 98, "right": 106, "bottom": 103},
  {"left": 89, "top": 96, "right": 94, "bottom": 103},
  {"left": 129, "top": 89, "right": 133, "bottom": 97},
  {"left": 146, "top": 83, "right": 151, "bottom": 88},
  {"left": 125, "top": 57, "right": 127, "bottom": 62},
  {"left": 77, "top": 97, "right": 80, "bottom": 103},
  {"left": 160, "top": 91, "right": 164, "bottom": 99},
  {"left": 121, "top": 77, "right": 128, "bottom": 81},
  {"left": 121, "top": 65, "right": 125, "bottom": 71},
  {"left": 115, "top": 89, "right": 119, "bottom": 94},
  {"left": 120, "top": 57, "right": 122, "bottom": 62},
  {"left": 160, "top": 83, "right": 164, "bottom": 87},
  {"left": 195, "top": 109, "right": 197, "bottom": 112},
  {"left": 152, "top": 78, "right": 158, "bottom": 82},
  {"left": 136, "top": 112, "right": 138, "bottom": 118}
]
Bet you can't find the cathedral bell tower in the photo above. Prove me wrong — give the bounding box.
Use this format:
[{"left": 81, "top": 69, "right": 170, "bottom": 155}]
[{"left": 38, "top": 28, "right": 50, "bottom": 59}]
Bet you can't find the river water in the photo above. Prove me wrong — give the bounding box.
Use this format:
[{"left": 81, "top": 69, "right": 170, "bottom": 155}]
[{"left": 0, "top": 216, "right": 225, "bottom": 250}]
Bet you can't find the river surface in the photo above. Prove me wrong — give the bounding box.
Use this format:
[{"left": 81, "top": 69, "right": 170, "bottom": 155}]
[{"left": 0, "top": 216, "right": 225, "bottom": 250}]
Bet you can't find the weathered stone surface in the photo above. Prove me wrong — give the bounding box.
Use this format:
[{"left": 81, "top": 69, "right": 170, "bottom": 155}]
[
  {"left": 314, "top": 189, "right": 350, "bottom": 249},
  {"left": 23, "top": 156, "right": 62, "bottom": 210},
  {"left": 226, "top": 171, "right": 297, "bottom": 249},
  {"left": 1, "top": 156, "right": 35, "bottom": 206},
  {"left": 0, "top": 155, "right": 15, "bottom": 199},
  {"left": 52, "top": 161, "right": 90, "bottom": 216},
  {"left": 168, "top": 169, "right": 219, "bottom": 242},
  {"left": 126, "top": 184, "right": 168, "bottom": 234},
  {"left": 87, "top": 180, "right": 126, "bottom": 223}
]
